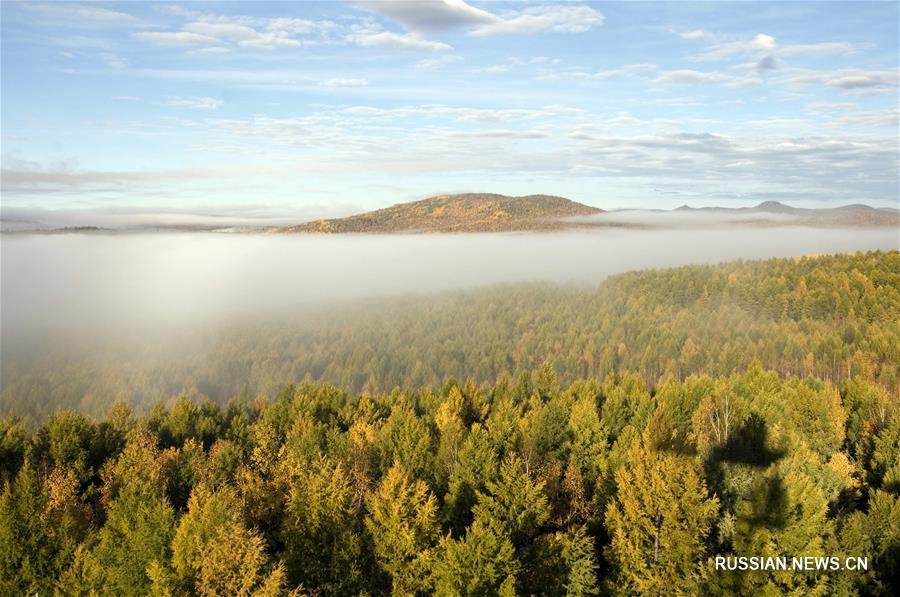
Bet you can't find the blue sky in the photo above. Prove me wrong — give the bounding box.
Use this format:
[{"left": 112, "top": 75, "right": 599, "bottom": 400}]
[{"left": 1, "top": 1, "right": 898, "bottom": 217}]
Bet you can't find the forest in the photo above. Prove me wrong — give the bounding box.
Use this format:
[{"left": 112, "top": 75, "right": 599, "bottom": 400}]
[{"left": 1, "top": 250, "right": 898, "bottom": 595}]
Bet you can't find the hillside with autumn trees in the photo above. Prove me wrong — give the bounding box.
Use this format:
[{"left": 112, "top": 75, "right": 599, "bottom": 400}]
[
  {"left": 275, "top": 193, "right": 603, "bottom": 233},
  {"left": 1, "top": 250, "right": 899, "bottom": 594}
]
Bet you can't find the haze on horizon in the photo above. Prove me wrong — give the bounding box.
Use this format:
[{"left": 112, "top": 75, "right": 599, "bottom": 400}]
[{"left": 1, "top": 0, "right": 899, "bottom": 222}]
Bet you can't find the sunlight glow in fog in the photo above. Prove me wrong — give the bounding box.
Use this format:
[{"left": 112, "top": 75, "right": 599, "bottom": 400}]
[{"left": 2, "top": 227, "right": 898, "bottom": 335}]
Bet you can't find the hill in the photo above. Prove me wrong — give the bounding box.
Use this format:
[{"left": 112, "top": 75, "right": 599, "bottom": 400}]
[{"left": 277, "top": 193, "right": 603, "bottom": 233}]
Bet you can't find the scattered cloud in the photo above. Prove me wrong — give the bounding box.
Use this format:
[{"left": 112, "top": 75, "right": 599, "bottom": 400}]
[
  {"left": 679, "top": 29, "right": 709, "bottom": 41},
  {"left": 99, "top": 52, "right": 128, "bottom": 69},
  {"left": 6, "top": 105, "right": 895, "bottom": 206},
  {"left": 359, "top": 1, "right": 604, "bottom": 38},
  {"left": 166, "top": 96, "right": 224, "bottom": 109},
  {"left": 187, "top": 47, "right": 232, "bottom": 56},
  {"left": 778, "top": 68, "right": 899, "bottom": 93},
  {"left": 4, "top": 1, "right": 897, "bottom": 209},
  {"left": 831, "top": 109, "right": 899, "bottom": 129},
  {"left": 134, "top": 31, "right": 220, "bottom": 46},
  {"left": 691, "top": 33, "right": 776, "bottom": 61},
  {"left": 469, "top": 64, "right": 511, "bottom": 75},
  {"left": 24, "top": 3, "right": 138, "bottom": 24},
  {"left": 806, "top": 101, "right": 861, "bottom": 112},
  {"left": 415, "top": 54, "right": 464, "bottom": 69},
  {"left": 238, "top": 34, "right": 304, "bottom": 49},
  {"left": 184, "top": 21, "right": 261, "bottom": 42},
  {"left": 564, "top": 63, "right": 658, "bottom": 80},
  {"left": 685, "top": 31, "right": 865, "bottom": 69},
  {"left": 319, "top": 78, "right": 369, "bottom": 88},
  {"left": 355, "top": 0, "right": 496, "bottom": 33},
  {"left": 654, "top": 69, "right": 735, "bottom": 85},
  {"left": 134, "top": 14, "right": 335, "bottom": 51},
  {"left": 780, "top": 41, "right": 862, "bottom": 56},
  {"left": 349, "top": 30, "right": 452, "bottom": 51},
  {"left": 471, "top": 4, "right": 604, "bottom": 36}
]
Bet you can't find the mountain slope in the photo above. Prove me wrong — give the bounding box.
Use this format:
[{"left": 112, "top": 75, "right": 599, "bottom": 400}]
[{"left": 277, "top": 193, "right": 603, "bottom": 233}]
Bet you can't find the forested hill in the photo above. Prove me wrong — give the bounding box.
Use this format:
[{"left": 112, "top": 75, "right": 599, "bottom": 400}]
[
  {"left": 2, "top": 251, "right": 897, "bottom": 420},
  {"left": 276, "top": 193, "right": 603, "bottom": 233}
]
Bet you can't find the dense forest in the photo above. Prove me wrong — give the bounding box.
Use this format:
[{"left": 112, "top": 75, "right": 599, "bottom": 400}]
[
  {"left": 1, "top": 250, "right": 899, "bottom": 594},
  {"left": 3, "top": 251, "right": 898, "bottom": 420},
  {"left": 2, "top": 363, "right": 898, "bottom": 594}
]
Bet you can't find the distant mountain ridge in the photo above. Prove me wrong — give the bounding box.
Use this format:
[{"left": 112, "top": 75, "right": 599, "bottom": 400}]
[
  {"left": 666, "top": 200, "right": 898, "bottom": 226},
  {"left": 673, "top": 200, "right": 898, "bottom": 216},
  {"left": 277, "top": 193, "right": 603, "bottom": 233}
]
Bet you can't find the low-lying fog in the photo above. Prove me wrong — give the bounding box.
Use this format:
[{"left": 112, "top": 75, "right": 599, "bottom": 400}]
[
  {"left": 2, "top": 226, "right": 898, "bottom": 338},
  {"left": 569, "top": 210, "right": 803, "bottom": 227}
]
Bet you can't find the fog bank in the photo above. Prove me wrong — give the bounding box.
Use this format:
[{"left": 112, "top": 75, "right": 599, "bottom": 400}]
[{"left": 2, "top": 227, "right": 897, "bottom": 338}]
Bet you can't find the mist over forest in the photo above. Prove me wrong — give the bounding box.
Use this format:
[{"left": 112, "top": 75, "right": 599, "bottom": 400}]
[
  {"left": 2, "top": 225, "right": 897, "bottom": 420},
  {"left": 3, "top": 224, "right": 897, "bottom": 336}
]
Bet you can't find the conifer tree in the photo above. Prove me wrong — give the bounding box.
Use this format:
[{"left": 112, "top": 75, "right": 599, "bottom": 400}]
[
  {"left": 604, "top": 442, "right": 718, "bottom": 595},
  {"left": 431, "top": 519, "right": 518, "bottom": 596},
  {"left": 473, "top": 454, "right": 550, "bottom": 547},
  {"left": 365, "top": 463, "right": 440, "bottom": 595},
  {"left": 89, "top": 431, "right": 176, "bottom": 594}
]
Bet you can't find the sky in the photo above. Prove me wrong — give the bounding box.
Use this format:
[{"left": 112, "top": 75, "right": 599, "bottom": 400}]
[{"left": 1, "top": 0, "right": 898, "bottom": 219}]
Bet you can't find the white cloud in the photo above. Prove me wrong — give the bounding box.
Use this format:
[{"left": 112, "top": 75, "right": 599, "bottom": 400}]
[
  {"left": 560, "top": 63, "right": 658, "bottom": 80},
  {"left": 188, "top": 47, "right": 232, "bottom": 56},
  {"left": 184, "top": 21, "right": 260, "bottom": 42},
  {"left": 416, "top": 55, "right": 464, "bottom": 69},
  {"left": 358, "top": 1, "right": 603, "bottom": 38},
  {"left": 654, "top": 69, "right": 734, "bottom": 85},
  {"left": 350, "top": 31, "right": 452, "bottom": 51},
  {"left": 471, "top": 5, "right": 605, "bottom": 36},
  {"left": 691, "top": 33, "right": 776, "bottom": 61},
  {"left": 266, "top": 18, "right": 319, "bottom": 35},
  {"left": 687, "top": 32, "right": 863, "bottom": 66},
  {"left": 166, "top": 97, "right": 224, "bottom": 110},
  {"left": 238, "top": 34, "right": 304, "bottom": 49},
  {"left": 778, "top": 68, "right": 899, "bottom": 92},
  {"left": 98, "top": 52, "right": 128, "bottom": 69},
  {"left": 469, "top": 64, "right": 511, "bottom": 74},
  {"left": 135, "top": 14, "right": 332, "bottom": 51},
  {"left": 679, "top": 29, "right": 709, "bottom": 41},
  {"left": 133, "top": 31, "right": 220, "bottom": 46},
  {"left": 780, "top": 42, "right": 861, "bottom": 56},
  {"left": 158, "top": 5, "right": 202, "bottom": 19},
  {"left": 832, "top": 110, "right": 900, "bottom": 129},
  {"left": 355, "top": 0, "right": 497, "bottom": 32},
  {"left": 806, "top": 101, "right": 861, "bottom": 112},
  {"left": 25, "top": 3, "right": 138, "bottom": 23},
  {"left": 320, "top": 78, "right": 369, "bottom": 88}
]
